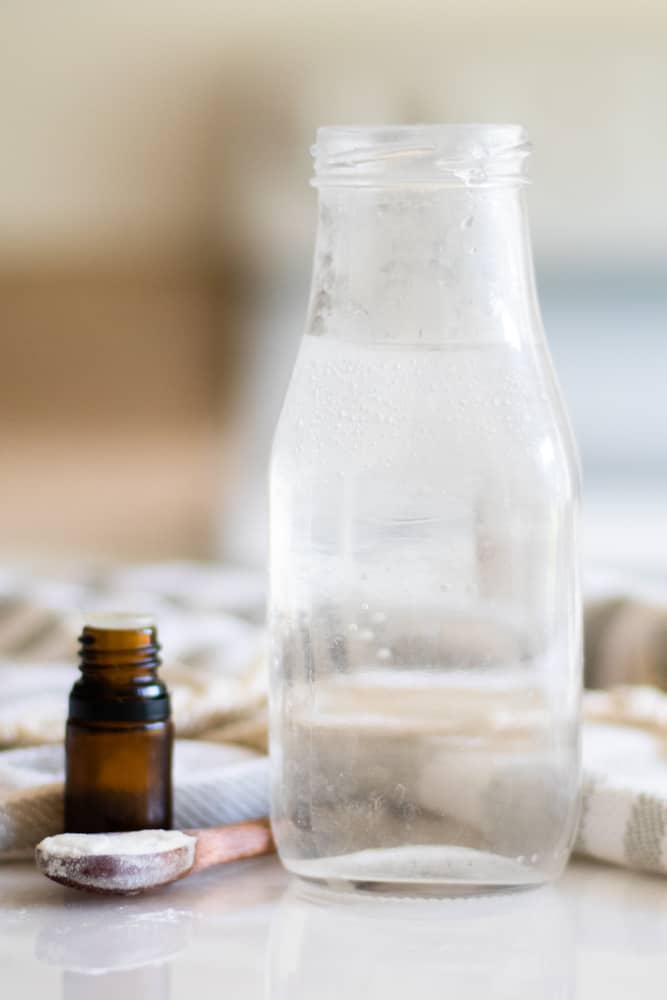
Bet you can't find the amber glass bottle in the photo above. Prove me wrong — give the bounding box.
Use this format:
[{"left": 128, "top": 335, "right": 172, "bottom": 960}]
[{"left": 65, "top": 614, "right": 173, "bottom": 833}]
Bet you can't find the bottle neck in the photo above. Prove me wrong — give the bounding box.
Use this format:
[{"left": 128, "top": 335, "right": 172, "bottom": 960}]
[
  {"left": 307, "top": 184, "right": 541, "bottom": 347},
  {"left": 70, "top": 624, "right": 170, "bottom": 723}
]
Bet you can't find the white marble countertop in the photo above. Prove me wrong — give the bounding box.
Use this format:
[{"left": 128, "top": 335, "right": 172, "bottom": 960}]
[{"left": 1, "top": 856, "right": 665, "bottom": 999}]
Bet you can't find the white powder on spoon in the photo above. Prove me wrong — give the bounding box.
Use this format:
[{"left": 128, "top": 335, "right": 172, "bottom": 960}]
[
  {"left": 36, "top": 829, "right": 197, "bottom": 894},
  {"left": 41, "top": 829, "right": 192, "bottom": 857}
]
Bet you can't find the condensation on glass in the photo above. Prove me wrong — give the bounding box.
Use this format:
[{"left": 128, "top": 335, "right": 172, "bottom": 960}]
[{"left": 269, "top": 125, "right": 582, "bottom": 893}]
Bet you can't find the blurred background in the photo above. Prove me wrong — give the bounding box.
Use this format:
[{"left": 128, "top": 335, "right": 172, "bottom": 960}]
[{"left": 1, "top": 1, "right": 665, "bottom": 571}]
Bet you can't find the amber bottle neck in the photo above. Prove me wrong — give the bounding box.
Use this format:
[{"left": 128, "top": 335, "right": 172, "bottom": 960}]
[
  {"left": 70, "top": 624, "right": 170, "bottom": 723},
  {"left": 80, "top": 624, "right": 160, "bottom": 675}
]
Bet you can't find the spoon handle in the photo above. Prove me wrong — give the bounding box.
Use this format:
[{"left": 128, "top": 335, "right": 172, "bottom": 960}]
[{"left": 190, "top": 818, "right": 275, "bottom": 873}]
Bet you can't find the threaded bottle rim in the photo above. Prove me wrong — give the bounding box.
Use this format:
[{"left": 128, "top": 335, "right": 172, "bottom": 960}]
[{"left": 312, "top": 123, "right": 531, "bottom": 188}]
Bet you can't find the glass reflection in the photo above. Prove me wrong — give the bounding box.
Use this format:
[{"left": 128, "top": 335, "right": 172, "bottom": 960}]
[{"left": 268, "top": 881, "right": 575, "bottom": 1000}]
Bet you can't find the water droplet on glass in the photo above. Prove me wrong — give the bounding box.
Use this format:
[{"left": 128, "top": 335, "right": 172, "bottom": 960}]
[
  {"left": 371, "top": 611, "right": 386, "bottom": 625},
  {"left": 377, "top": 647, "right": 393, "bottom": 661},
  {"left": 348, "top": 623, "right": 358, "bottom": 634},
  {"left": 360, "top": 628, "right": 375, "bottom": 642}
]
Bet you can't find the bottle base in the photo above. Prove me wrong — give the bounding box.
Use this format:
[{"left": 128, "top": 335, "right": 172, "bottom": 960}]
[{"left": 283, "top": 844, "right": 554, "bottom": 897}]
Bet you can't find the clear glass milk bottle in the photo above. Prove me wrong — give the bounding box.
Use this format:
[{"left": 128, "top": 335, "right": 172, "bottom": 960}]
[{"left": 269, "top": 125, "right": 582, "bottom": 892}]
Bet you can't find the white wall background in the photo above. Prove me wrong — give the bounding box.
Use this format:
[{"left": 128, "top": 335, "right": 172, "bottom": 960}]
[
  {"left": 2, "top": 2, "right": 665, "bottom": 566},
  {"left": 2, "top": 2, "right": 667, "bottom": 267}
]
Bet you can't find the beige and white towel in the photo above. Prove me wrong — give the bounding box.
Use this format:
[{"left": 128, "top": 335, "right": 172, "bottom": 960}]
[
  {"left": 0, "top": 562, "right": 665, "bottom": 875},
  {"left": 0, "top": 741, "right": 269, "bottom": 860}
]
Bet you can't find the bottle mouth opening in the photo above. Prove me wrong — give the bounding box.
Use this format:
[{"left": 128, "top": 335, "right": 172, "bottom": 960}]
[
  {"left": 83, "top": 612, "right": 156, "bottom": 632},
  {"left": 312, "top": 124, "right": 531, "bottom": 188}
]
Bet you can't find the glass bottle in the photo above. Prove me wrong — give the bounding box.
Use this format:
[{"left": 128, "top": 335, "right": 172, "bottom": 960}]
[
  {"left": 269, "top": 124, "right": 582, "bottom": 892},
  {"left": 65, "top": 614, "right": 173, "bottom": 833}
]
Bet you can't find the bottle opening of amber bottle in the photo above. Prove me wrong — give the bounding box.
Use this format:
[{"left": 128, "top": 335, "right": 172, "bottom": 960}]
[{"left": 65, "top": 614, "right": 173, "bottom": 834}]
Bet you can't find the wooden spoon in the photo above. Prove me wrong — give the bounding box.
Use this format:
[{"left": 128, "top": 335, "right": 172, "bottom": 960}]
[{"left": 35, "top": 819, "right": 274, "bottom": 896}]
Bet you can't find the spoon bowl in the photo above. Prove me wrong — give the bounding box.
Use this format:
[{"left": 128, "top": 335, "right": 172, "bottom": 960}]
[{"left": 36, "top": 820, "right": 273, "bottom": 895}]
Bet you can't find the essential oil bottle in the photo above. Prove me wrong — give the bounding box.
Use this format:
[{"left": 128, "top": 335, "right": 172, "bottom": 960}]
[{"left": 65, "top": 614, "right": 173, "bottom": 833}]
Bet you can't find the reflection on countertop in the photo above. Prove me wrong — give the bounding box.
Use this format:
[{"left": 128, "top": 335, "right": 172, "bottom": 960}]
[
  {"left": 0, "top": 856, "right": 665, "bottom": 999},
  {"left": 269, "top": 880, "right": 574, "bottom": 999}
]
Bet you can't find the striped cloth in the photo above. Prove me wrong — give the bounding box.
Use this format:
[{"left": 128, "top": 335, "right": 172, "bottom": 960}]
[
  {"left": 0, "top": 741, "right": 270, "bottom": 860},
  {"left": 0, "top": 562, "right": 269, "bottom": 750},
  {"left": 578, "top": 688, "right": 667, "bottom": 874},
  {"left": 0, "top": 562, "right": 665, "bottom": 875}
]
